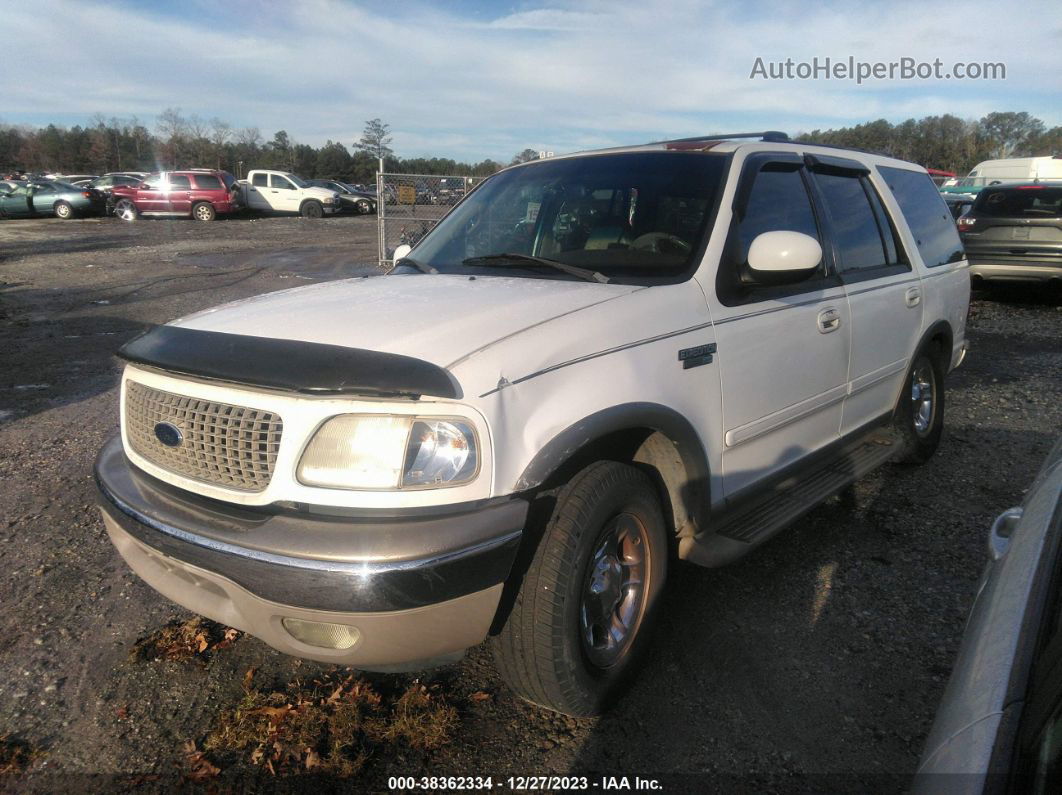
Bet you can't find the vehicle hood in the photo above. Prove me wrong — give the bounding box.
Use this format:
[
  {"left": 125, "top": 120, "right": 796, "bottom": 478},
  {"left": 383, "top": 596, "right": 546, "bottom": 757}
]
[
  {"left": 173, "top": 274, "right": 642, "bottom": 373},
  {"left": 303, "top": 186, "right": 338, "bottom": 199}
]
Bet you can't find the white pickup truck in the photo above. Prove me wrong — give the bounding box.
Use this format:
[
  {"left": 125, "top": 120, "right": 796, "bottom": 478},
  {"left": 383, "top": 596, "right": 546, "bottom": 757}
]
[{"left": 239, "top": 169, "right": 341, "bottom": 218}]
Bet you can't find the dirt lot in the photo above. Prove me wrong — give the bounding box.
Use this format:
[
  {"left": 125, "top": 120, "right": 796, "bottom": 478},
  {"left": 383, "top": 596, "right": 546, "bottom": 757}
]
[{"left": 1, "top": 214, "right": 1060, "bottom": 792}]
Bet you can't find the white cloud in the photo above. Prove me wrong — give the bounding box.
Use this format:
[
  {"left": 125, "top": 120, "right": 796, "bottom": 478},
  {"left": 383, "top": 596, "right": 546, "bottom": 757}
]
[{"left": 2, "top": 0, "right": 1059, "bottom": 162}]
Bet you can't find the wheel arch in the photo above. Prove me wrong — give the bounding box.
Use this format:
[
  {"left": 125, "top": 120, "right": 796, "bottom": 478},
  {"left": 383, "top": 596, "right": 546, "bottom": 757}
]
[
  {"left": 513, "top": 402, "right": 711, "bottom": 540},
  {"left": 917, "top": 319, "right": 953, "bottom": 369}
]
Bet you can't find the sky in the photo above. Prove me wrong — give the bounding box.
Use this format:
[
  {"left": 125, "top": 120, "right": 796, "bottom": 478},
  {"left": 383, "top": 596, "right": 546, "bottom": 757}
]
[{"left": 2, "top": 0, "right": 1060, "bottom": 163}]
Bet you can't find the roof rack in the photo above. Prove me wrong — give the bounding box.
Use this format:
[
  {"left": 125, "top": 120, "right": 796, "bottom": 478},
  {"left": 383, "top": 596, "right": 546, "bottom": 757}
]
[{"left": 649, "top": 131, "right": 791, "bottom": 146}]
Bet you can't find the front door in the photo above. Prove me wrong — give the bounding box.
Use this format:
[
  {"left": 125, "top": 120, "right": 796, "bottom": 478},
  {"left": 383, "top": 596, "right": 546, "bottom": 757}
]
[
  {"left": 706, "top": 152, "right": 851, "bottom": 497},
  {"left": 1, "top": 186, "right": 34, "bottom": 217},
  {"left": 165, "top": 173, "right": 193, "bottom": 215},
  {"left": 135, "top": 175, "right": 166, "bottom": 214},
  {"left": 269, "top": 173, "right": 300, "bottom": 212}
]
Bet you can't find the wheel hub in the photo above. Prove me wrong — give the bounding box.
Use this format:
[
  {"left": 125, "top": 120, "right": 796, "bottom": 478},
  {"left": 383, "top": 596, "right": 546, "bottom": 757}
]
[
  {"left": 579, "top": 513, "right": 649, "bottom": 669},
  {"left": 911, "top": 364, "right": 934, "bottom": 435}
]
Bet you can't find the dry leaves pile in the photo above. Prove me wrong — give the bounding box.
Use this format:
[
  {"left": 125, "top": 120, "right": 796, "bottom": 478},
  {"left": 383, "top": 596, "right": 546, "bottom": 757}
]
[
  {"left": 0, "top": 733, "right": 42, "bottom": 779},
  {"left": 198, "top": 669, "right": 459, "bottom": 779},
  {"left": 130, "top": 617, "right": 241, "bottom": 662}
]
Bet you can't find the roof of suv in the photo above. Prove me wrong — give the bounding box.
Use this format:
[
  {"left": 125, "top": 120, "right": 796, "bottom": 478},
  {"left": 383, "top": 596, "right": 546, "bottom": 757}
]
[{"left": 509, "top": 133, "right": 925, "bottom": 174}]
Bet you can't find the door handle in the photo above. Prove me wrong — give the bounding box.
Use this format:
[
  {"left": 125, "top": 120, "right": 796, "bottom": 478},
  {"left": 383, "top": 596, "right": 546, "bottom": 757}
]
[
  {"left": 905, "top": 287, "right": 922, "bottom": 307},
  {"left": 817, "top": 308, "right": 841, "bottom": 334}
]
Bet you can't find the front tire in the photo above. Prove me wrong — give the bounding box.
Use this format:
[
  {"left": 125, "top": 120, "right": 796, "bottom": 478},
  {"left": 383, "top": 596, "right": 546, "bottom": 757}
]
[
  {"left": 893, "top": 350, "right": 945, "bottom": 464},
  {"left": 114, "top": 199, "right": 139, "bottom": 222},
  {"left": 192, "top": 202, "right": 216, "bottom": 222},
  {"left": 356, "top": 199, "right": 372, "bottom": 214},
  {"left": 54, "top": 201, "right": 74, "bottom": 219},
  {"left": 491, "top": 461, "right": 667, "bottom": 716},
  {"left": 300, "top": 200, "right": 324, "bottom": 219}
]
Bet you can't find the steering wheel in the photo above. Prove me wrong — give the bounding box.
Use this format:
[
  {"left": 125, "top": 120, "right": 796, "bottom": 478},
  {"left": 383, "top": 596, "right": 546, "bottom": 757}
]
[{"left": 631, "top": 232, "right": 691, "bottom": 254}]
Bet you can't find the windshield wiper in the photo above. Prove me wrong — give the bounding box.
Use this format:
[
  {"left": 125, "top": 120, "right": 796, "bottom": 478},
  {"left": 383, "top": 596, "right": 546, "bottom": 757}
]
[
  {"left": 395, "top": 256, "right": 438, "bottom": 274},
  {"left": 462, "top": 253, "right": 610, "bottom": 284}
]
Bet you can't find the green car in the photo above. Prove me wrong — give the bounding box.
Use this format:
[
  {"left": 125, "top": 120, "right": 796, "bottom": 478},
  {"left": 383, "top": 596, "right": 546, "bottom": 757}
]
[{"left": 0, "top": 181, "right": 107, "bottom": 219}]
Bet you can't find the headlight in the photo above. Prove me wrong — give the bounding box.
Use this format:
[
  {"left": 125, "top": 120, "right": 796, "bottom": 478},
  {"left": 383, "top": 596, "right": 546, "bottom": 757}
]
[
  {"left": 297, "top": 415, "right": 479, "bottom": 490},
  {"left": 323, "top": 196, "right": 335, "bottom": 204}
]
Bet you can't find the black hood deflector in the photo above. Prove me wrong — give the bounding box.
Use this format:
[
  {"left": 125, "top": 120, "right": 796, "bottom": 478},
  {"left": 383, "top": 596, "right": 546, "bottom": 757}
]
[{"left": 118, "top": 325, "right": 460, "bottom": 399}]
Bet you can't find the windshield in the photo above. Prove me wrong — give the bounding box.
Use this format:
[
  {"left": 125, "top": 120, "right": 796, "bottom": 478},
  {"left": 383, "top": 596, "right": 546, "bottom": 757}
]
[
  {"left": 286, "top": 173, "right": 309, "bottom": 188},
  {"left": 410, "top": 151, "right": 727, "bottom": 281}
]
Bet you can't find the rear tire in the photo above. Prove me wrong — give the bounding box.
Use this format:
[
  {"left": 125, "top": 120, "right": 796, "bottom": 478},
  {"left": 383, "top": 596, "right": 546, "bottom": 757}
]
[
  {"left": 55, "top": 201, "right": 74, "bottom": 219},
  {"left": 356, "top": 199, "right": 372, "bottom": 214},
  {"left": 491, "top": 461, "right": 667, "bottom": 716},
  {"left": 300, "top": 200, "right": 324, "bottom": 219},
  {"left": 893, "top": 349, "right": 945, "bottom": 464},
  {"left": 114, "top": 199, "right": 139, "bottom": 222},
  {"left": 192, "top": 202, "right": 216, "bottom": 222}
]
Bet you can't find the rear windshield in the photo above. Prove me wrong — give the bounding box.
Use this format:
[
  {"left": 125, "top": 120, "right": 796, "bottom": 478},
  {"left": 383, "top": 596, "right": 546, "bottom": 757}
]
[
  {"left": 411, "top": 151, "right": 728, "bottom": 282},
  {"left": 974, "top": 187, "right": 1062, "bottom": 218}
]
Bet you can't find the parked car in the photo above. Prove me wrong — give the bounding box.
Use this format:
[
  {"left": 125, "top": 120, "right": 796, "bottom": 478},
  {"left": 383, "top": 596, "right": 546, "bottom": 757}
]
[
  {"left": 54, "top": 173, "right": 98, "bottom": 184},
  {"left": 943, "top": 192, "right": 976, "bottom": 220},
  {"left": 95, "top": 131, "right": 970, "bottom": 716},
  {"left": 236, "top": 170, "right": 340, "bottom": 218},
  {"left": 87, "top": 173, "right": 145, "bottom": 195},
  {"left": 0, "top": 180, "right": 106, "bottom": 219},
  {"left": 914, "top": 436, "right": 1062, "bottom": 793},
  {"left": 110, "top": 170, "right": 241, "bottom": 221},
  {"left": 306, "top": 179, "right": 377, "bottom": 214},
  {"left": 958, "top": 183, "right": 1062, "bottom": 286}
]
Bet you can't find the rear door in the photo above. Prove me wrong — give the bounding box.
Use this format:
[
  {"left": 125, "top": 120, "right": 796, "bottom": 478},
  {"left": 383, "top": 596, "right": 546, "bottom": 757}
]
[
  {"left": 246, "top": 172, "right": 270, "bottom": 210},
  {"left": 165, "top": 173, "right": 193, "bottom": 215},
  {"left": 708, "top": 152, "right": 851, "bottom": 496},
  {"left": 805, "top": 155, "right": 923, "bottom": 435}
]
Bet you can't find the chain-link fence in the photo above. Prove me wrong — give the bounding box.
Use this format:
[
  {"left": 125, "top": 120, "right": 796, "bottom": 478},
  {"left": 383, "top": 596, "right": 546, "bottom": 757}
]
[{"left": 376, "top": 172, "right": 483, "bottom": 267}]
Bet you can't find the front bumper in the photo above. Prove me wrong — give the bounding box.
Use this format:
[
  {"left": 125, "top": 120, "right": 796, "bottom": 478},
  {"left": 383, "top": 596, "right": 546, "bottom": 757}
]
[{"left": 95, "top": 435, "right": 527, "bottom": 667}]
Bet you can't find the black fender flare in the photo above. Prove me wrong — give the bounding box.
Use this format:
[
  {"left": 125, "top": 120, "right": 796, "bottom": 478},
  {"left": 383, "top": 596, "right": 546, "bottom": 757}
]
[{"left": 513, "top": 402, "right": 712, "bottom": 530}]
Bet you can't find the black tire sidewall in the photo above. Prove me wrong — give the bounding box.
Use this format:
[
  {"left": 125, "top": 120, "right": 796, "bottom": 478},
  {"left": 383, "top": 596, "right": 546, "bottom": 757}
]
[
  {"left": 894, "top": 351, "right": 945, "bottom": 463},
  {"left": 301, "top": 201, "right": 323, "bottom": 218},
  {"left": 552, "top": 465, "right": 668, "bottom": 712}
]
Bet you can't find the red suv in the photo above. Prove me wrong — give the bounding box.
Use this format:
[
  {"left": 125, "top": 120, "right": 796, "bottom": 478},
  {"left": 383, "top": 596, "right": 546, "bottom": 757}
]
[{"left": 111, "top": 170, "right": 241, "bottom": 221}]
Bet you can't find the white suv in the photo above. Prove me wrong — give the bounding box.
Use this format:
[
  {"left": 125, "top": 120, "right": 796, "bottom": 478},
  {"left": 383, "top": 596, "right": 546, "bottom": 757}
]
[{"left": 96, "top": 132, "right": 970, "bottom": 716}]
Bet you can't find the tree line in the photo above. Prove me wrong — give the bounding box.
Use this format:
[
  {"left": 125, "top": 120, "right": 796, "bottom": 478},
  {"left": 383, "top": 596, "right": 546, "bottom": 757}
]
[
  {"left": 2, "top": 109, "right": 1058, "bottom": 182},
  {"left": 0, "top": 112, "right": 507, "bottom": 182},
  {"left": 796, "top": 112, "right": 1060, "bottom": 174}
]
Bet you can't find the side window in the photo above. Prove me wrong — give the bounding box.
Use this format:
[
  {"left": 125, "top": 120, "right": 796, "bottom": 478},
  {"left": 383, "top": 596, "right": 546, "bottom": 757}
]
[
  {"left": 270, "top": 174, "right": 294, "bottom": 190},
  {"left": 34, "top": 184, "right": 55, "bottom": 195},
  {"left": 141, "top": 174, "right": 161, "bottom": 190},
  {"left": 812, "top": 172, "right": 889, "bottom": 272},
  {"left": 737, "top": 166, "right": 821, "bottom": 264},
  {"left": 168, "top": 174, "right": 191, "bottom": 190},
  {"left": 251, "top": 173, "right": 269, "bottom": 188},
  {"left": 878, "top": 166, "right": 964, "bottom": 267},
  {"left": 193, "top": 174, "right": 222, "bottom": 191}
]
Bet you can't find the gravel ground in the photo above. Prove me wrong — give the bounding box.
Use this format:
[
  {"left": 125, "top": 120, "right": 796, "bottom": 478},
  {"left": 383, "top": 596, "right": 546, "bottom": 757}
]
[{"left": 0, "top": 215, "right": 1059, "bottom": 792}]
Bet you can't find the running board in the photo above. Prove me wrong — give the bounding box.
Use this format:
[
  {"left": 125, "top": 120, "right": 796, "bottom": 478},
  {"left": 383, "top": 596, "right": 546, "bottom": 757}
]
[{"left": 679, "top": 428, "right": 900, "bottom": 568}]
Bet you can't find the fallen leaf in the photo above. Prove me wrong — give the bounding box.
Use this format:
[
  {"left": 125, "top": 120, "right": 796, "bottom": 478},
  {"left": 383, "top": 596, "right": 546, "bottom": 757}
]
[
  {"left": 305, "top": 749, "right": 321, "bottom": 770},
  {"left": 469, "top": 691, "right": 492, "bottom": 702},
  {"left": 242, "top": 666, "right": 257, "bottom": 692},
  {"left": 115, "top": 706, "right": 129, "bottom": 720}
]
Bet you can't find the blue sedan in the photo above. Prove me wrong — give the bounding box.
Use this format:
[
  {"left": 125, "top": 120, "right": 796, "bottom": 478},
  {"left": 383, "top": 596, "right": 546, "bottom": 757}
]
[{"left": 0, "top": 180, "right": 107, "bottom": 219}]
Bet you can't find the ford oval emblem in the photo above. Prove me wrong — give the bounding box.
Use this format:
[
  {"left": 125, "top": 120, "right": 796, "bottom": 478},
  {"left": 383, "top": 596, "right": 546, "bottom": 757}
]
[{"left": 154, "top": 422, "right": 184, "bottom": 448}]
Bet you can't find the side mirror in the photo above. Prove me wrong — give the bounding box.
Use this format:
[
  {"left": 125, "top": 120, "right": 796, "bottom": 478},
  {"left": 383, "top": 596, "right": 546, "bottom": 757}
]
[
  {"left": 745, "top": 230, "right": 822, "bottom": 286},
  {"left": 392, "top": 244, "right": 412, "bottom": 264}
]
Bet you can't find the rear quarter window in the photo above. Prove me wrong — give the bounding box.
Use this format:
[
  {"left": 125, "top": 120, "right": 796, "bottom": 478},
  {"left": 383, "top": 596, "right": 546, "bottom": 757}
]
[
  {"left": 192, "top": 174, "right": 223, "bottom": 191},
  {"left": 878, "top": 166, "right": 964, "bottom": 267}
]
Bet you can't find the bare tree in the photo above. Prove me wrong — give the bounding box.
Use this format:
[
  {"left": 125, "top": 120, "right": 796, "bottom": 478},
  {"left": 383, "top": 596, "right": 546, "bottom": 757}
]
[
  {"left": 156, "top": 107, "right": 187, "bottom": 168},
  {"left": 210, "top": 118, "right": 232, "bottom": 169}
]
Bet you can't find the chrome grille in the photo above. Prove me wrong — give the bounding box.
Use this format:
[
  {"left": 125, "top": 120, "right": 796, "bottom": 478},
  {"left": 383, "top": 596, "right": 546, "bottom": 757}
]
[{"left": 124, "top": 381, "right": 283, "bottom": 492}]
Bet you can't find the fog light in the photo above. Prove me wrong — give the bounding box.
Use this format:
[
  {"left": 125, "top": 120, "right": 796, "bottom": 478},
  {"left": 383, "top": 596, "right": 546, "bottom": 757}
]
[{"left": 281, "top": 617, "right": 361, "bottom": 650}]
